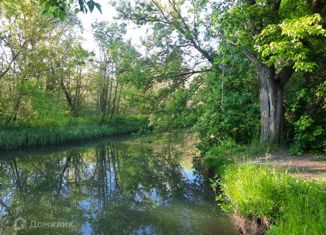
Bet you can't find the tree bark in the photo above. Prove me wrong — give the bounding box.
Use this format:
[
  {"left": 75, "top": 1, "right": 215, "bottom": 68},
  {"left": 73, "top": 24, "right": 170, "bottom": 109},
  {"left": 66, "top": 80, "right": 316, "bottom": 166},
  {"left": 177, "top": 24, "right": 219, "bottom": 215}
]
[
  {"left": 110, "top": 81, "right": 119, "bottom": 121},
  {"left": 116, "top": 83, "right": 123, "bottom": 116},
  {"left": 99, "top": 70, "right": 108, "bottom": 115},
  {"left": 259, "top": 63, "right": 279, "bottom": 143},
  {"left": 258, "top": 63, "right": 293, "bottom": 144},
  {"left": 59, "top": 79, "right": 75, "bottom": 114},
  {"left": 107, "top": 64, "right": 114, "bottom": 116}
]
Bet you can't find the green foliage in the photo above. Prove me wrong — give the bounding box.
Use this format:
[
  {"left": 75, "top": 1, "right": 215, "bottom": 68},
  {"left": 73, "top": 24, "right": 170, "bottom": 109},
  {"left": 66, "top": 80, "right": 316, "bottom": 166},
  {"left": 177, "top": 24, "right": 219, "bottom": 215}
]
[
  {"left": 288, "top": 114, "right": 325, "bottom": 155},
  {"left": 255, "top": 14, "right": 326, "bottom": 72},
  {"left": 39, "top": 0, "right": 101, "bottom": 20},
  {"left": 194, "top": 54, "right": 260, "bottom": 153},
  {"left": 0, "top": 1, "right": 145, "bottom": 151},
  {"left": 0, "top": 115, "right": 147, "bottom": 149},
  {"left": 203, "top": 139, "right": 270, "bottom": 175},
  {"left": 208, "top": 0, "right": 326, "bottom": 150},
  {"left": 285, "top": 72, "right": 326, "bottom": 155},
  {"left": 219, "top": 164, "right": 326, "bottom": 235},
  {"left": 204, "top": 140, "right": 237, "bottom": 176},
  {"left": 1, "top": 0, "right": 325, "bottom": 155},
  {"left": 18, "top": 80, "right": 67, "bottom": 126}
]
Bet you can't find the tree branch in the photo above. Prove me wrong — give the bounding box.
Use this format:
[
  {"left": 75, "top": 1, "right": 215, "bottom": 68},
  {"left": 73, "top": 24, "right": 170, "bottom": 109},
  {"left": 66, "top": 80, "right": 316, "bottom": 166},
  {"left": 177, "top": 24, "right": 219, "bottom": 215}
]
[{"left": 276, "top": 66, "right": 294, "bottom": 88}]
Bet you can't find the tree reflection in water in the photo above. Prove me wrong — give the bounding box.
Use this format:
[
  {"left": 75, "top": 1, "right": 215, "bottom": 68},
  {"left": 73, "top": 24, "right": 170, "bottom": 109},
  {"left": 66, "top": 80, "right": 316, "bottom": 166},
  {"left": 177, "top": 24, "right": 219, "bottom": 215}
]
[{"left": 0, "top": 137, "right": 236, "bottom": 235}]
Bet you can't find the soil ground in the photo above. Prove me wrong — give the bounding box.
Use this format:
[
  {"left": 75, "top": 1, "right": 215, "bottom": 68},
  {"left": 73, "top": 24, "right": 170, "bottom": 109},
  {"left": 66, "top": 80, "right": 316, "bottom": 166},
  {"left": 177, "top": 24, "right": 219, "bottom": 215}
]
[{"left": 251, "top": 152, "right": 326, "bottom": 182}]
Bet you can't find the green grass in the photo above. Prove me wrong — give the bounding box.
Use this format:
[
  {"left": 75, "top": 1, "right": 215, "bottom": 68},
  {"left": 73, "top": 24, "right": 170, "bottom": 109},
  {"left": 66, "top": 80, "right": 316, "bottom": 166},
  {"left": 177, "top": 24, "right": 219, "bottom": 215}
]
[
  {"left": 0, "top": 115, "right": 148, "bottom": 150},
  {"left": 205, "top": 141, "right": 326, "bottom": 235},
  {"left": 220, "top": 164, "right": 326, "bottom": 235},
  {"left": 203, "top": 139, "right": 268, "bottom": 175}
]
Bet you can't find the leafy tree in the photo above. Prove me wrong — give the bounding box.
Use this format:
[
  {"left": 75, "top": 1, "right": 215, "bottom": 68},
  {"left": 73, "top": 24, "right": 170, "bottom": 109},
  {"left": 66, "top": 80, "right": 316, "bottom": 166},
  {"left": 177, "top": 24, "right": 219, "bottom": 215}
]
[
  {"left": 39, "top": 0, "right": 102, "bottom": 20},
  {"left": 114, "top": 0, "right": 325, "bottom": 150},
  {"left": 92, "top": 21, "right": 142, "bottom": 119},
  {"left": 213, "top": 0, "right": 325, "bottom": 145},
  {"left": 1, "top": 1, "right": 95, "bottom": 123}
]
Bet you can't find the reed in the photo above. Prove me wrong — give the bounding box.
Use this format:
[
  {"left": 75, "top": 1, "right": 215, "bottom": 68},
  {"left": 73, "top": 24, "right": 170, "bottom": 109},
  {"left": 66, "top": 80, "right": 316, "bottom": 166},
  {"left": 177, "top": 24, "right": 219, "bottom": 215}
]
[{"left": 0, "top": 115, "right": 148, "bottom": 150}]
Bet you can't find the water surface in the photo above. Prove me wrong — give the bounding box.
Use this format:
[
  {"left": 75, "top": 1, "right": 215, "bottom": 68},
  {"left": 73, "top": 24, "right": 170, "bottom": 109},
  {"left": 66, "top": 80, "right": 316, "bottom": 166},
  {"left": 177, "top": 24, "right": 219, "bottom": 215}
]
[{"left": 0, "top": 135, "right": 236, "bottom": 234}]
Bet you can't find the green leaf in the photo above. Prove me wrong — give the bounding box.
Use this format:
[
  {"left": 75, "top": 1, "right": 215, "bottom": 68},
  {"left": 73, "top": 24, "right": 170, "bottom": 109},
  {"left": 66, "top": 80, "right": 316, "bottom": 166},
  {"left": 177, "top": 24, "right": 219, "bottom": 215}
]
[
  {"left": 94, "top": 2, "right": 102, "bottom": 13},
  {"left": 45, "top": 2, "right": 51, "bottom": 11},
  {"left": 53, "top": 7, "right": 60, "bottom": 17},
  {"left": 79, "top": 0, "right": 85, "bottom": 12},
  {"left": 59, "top": 10, "right": 65, "bottom": 21},
  {"left": 87, "top": 0, "right": 94, "bottom": 12}
]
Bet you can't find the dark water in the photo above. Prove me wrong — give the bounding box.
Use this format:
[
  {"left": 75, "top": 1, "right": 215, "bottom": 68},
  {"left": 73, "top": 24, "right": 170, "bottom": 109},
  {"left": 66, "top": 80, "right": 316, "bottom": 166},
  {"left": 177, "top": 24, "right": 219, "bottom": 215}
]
[{"left": 0, "top": 135, "right": 236, "bottom": 235}]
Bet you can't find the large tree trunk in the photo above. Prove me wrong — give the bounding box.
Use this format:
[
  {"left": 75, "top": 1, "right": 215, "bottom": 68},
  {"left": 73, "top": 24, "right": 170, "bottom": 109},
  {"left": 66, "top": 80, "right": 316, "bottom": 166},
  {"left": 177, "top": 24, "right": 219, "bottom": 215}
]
[
  {"left": 258, "top": 63, "right": 293, "bottom": 144},
  {"left": 258, "top": 63, "right": 283, "bottom": 143}
]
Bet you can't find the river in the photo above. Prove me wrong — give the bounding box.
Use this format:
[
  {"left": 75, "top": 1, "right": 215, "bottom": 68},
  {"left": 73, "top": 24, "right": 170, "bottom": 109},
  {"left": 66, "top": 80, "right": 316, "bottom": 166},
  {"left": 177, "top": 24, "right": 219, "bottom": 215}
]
[{"left": 0, "top": 134, "right": 236, "bottom": 234}]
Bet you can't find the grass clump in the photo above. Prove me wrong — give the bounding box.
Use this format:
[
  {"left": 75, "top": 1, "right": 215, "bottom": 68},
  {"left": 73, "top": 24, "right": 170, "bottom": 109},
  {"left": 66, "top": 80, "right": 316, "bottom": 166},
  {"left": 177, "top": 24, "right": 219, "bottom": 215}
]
[
  {"left": 0, "top": 115, "right": 148, "bottom": 150},
  {"left": 219, "top": 164, "right": 326, "bottom": 235},
  {"left": 203, "top": 139, "right": 268, "bottom": 175}
]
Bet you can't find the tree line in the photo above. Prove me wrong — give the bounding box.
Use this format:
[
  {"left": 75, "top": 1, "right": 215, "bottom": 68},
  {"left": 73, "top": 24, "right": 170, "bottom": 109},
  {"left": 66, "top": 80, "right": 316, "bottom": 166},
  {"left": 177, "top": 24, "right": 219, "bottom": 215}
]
[
  {"left": 1, "top": 0, "right": 325, "bottom": 154},
  {"left": 0, "top": 1, "right": 139, "bottom": 128},
  {"left": 113, "top": 0, "right": 326, "bottom": 154}
]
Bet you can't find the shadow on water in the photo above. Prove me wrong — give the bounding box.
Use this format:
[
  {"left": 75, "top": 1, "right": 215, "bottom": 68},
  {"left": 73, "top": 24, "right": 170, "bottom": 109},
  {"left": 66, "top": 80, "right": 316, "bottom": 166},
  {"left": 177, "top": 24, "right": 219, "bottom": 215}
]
[{"left": 0, "top": 135, "right": 236, "bottom": 235}]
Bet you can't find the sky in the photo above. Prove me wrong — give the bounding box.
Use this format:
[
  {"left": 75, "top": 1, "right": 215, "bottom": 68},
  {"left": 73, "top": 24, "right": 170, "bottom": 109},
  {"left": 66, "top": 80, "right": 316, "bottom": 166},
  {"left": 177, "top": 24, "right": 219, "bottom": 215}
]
[
  {"left": 77, "top": 0, "right": 146, "bottom": 55},
  {"left": 77, "top": 0, "right": 212, "bottom": 69}
]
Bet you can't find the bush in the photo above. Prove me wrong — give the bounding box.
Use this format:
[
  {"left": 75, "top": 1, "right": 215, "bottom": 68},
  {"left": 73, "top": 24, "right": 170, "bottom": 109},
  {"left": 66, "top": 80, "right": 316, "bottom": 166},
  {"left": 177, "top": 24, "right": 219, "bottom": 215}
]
[{"left": 204, "top": 140, "right": 238, "bottom": 175}]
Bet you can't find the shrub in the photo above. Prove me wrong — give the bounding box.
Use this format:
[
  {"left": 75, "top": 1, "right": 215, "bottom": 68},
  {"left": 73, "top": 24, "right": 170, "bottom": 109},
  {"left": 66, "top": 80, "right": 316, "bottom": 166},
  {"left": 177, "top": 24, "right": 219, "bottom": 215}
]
[{"left": 204, "top": 140, "right": 238, "bottom": 176}]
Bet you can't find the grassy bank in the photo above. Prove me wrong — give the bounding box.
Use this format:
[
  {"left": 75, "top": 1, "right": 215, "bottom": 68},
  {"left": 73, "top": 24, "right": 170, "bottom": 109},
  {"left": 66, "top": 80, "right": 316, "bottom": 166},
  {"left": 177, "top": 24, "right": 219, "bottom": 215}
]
[
  {"left": 204, "top": 142, "right": 326, "bottom": 235},
  {"left": 0, "top": 115, "right": 148, "bottom": 150}
]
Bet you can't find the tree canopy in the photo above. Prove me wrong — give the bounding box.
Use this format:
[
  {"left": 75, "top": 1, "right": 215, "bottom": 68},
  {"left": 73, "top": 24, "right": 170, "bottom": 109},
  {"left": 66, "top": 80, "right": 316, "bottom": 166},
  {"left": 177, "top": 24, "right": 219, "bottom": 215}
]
[{"left": 0, "top": 0, "right": 325, "bottom": 154}]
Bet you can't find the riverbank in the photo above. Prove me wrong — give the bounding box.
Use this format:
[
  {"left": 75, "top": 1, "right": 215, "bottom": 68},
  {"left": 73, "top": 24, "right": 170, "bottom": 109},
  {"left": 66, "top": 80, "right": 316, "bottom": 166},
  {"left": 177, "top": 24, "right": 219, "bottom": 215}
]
[
  {"left": 204, "top": 142, "right": 326, "bottom": 235},
  {"left": 251, "top": 153, "right": 326, "bottom": 182},
  {"left": 0, "top": 115, "right": 148, "bottom": 150}
]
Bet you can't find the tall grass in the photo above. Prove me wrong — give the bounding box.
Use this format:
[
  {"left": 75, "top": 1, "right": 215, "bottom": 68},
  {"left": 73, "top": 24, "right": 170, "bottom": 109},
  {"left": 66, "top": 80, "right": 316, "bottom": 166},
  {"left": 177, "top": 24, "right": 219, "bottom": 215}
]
[
  {"left": 204, "top": 140, "right": 326, "bottom": 234},
  {"left": 219, "top": 164, "right": 326, "bottom": 235},
  {"left": 0, "top": 115, "right": 148, "bottom": 150}
]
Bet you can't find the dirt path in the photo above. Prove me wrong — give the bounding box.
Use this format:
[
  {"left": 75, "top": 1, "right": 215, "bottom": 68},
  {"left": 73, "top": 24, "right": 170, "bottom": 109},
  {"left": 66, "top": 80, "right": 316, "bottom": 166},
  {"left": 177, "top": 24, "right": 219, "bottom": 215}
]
[{"left": 251, "top": 152, "right": 326, "bottom": 182}]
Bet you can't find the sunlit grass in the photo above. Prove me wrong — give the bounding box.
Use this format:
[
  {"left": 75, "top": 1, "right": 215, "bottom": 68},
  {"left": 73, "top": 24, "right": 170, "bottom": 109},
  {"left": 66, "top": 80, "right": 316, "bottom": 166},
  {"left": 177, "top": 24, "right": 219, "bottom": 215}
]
[
  {"left": 204, "top": 140, "right": 326, "bottom": 235},
  {"left": 218, "top": 163, "right": 326, "bottom": 235}
]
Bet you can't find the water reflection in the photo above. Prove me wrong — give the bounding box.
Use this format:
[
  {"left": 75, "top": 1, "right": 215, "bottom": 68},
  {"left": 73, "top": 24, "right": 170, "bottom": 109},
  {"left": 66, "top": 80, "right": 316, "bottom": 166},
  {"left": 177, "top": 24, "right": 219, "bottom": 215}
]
[{"left": 0, "top": 137, "right": 236, "bottom": 234}]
